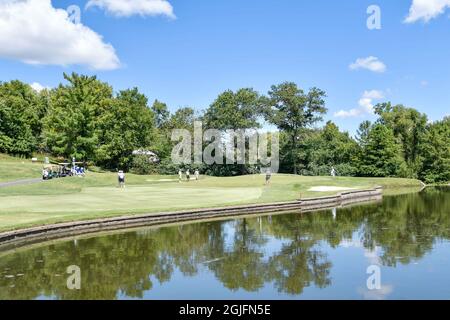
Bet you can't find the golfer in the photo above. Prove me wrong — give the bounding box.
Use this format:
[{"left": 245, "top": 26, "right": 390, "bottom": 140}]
[
  {"left": 42, "top": 168, "right": 49, "bottom": 180},
  {"left": 194, "top": 169, "right": 199, "bottom": 181},
  {"left": 265, "top": 169, "right": 272, "bottom": 185},
  {"left": 178, "top": 169, "right": 183, "bottom": 182},
  {"left": 331, "top": 166, "right": 336, "bottom": 177},
  {"left": 118, "top": 170, "right": 125, "bottom": 188},
  {"left": 186, "top": 169, "right": 190, "bottom": 182}
]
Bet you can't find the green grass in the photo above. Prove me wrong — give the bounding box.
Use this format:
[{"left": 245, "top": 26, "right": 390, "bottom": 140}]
[
  {"left": 0, "top": 153, "right": 423, "bottom": 232},
  {"left": 0, "top": 153, "right": 43, "bottom": 182}
]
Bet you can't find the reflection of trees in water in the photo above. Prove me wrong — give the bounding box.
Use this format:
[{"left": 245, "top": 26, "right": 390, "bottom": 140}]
[
  {"left": 360, "top": 188, "right": 450, "bottom": 266},
  {"left": 0, "top": 225, "right": 216, "bottom": 300},
  {"left": 0, "top": 187, "right": 449, "bottom": 299},
  {"left": 266, "top": 236, "right": 332, "bottom": 295},
  {"left": 207, "top": 219, "right": 268, "bottom": 292}
]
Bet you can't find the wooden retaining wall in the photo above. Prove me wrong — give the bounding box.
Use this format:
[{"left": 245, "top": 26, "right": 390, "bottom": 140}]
[{"left": 0, "top": 187, "right": 383, "bottom": 248}]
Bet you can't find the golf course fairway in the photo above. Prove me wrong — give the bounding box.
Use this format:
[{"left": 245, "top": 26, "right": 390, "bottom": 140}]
[{"left": 0, "top": 158, "right": 423, "bottom": 233}]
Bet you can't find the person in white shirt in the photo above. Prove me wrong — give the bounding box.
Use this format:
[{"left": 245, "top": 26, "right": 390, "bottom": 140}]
[
  {"left": 194, "top": 169, "right": 199, "bottom": 181},
  {"left": 118, "top": 170, "right": 125, "bottom": 188},
  {"left": 178, "top": 169, "right": 183, "bottom": 182},
  {"left": 265, "top": 169, "right": 272, "bottom": 185},
  {"left": 331, "top": 166, "right": 336, "bottom": 177},
  {"left": 42, "top": 168, "right": 49, "bottom": 180}
]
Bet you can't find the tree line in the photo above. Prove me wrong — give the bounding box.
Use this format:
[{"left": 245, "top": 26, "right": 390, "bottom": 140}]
[{"left": 0, "top": 73, "right": 448, "bottom": 183}]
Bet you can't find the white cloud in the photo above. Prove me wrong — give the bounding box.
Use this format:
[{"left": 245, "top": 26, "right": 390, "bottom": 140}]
[
  {"left": 334, "top": 108, "right": 362, "bottom": 118},
  {"left": 339, "top": 239, "right": 383, "bottom": 265},
  {"left": 30, "top": 82, "right": 50, "bottom": 92},
  {"left": 334, "top": 90, "right": 384, "bottom": 118},
  {"left": 361, "top": 90, "right": 384, "bottom": 100},
  {"left": 349, "top": 56, "right": 387, "bottom": 73},
  {"left": 0, "top": 0, "right": 120, "bottom": 70},
  {"left": 405, "top": 0, "right": 450, "bottom": 23},
  {"left": 86, "top": 0, "right": 175, "bottom": 18},
  {"left": 359, "top": 90, "right": 384, "bottom": 113},
  {"left": 357, "top": 285, "right": 394, "bottom": 300}
]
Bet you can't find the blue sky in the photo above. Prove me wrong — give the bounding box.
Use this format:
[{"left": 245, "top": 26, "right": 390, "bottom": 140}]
[{"left": 1, "top": 0, "right": 449, "bottom": 135}]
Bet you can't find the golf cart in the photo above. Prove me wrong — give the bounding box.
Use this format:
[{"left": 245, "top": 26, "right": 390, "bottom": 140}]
[
  {"left": 42, "top": 164, "right": 63, "bottom": 180},
  {"left": 57, "top": 162, "right": 72, "bottom": 177},
  {"left": 42, "top": 158, "right": 86, "bottom": 180}
]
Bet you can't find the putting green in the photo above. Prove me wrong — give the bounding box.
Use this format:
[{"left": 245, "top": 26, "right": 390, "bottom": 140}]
[
  {"left": 0, "top": 184, "right": 263, "bottom": 230},
  {"left": 0, "top": 185, "right": 263, "bottom": 214}
]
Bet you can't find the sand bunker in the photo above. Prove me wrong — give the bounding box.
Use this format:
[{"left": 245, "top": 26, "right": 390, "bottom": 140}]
[{"left": 308, "top": 186, "right": 357, "bottom": 192}]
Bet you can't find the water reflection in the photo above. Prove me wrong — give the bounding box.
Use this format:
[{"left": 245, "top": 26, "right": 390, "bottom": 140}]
[{"left": 0, "top": 187, "right": 449, "bottom": 300}]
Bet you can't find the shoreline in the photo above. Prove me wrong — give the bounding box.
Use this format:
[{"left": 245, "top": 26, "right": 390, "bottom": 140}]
[{"left": 0, "top": 187, "right": 383, "bottom": 248}]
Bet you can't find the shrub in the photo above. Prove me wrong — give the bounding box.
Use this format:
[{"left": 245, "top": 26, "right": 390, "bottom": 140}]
[{"left": 130, "top": 155, "right": 157, "bottom": 175}]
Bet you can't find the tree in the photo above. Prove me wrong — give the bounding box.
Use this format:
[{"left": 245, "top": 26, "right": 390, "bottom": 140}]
[
  {"left": 96, "top": 88, "right": 156, "bottom": 170},
  {"left": 44, "top": 73, "right": 113, "bottom": 161},
  {"left": 419, "top": 117, "right": 450, "bottom": 183},
  {"left": 356, "top": 120, "right": 372, "bottom": 147},
  {"left": 203, "top": 88, "right": 262, "bottom": 130},
  {"left": 151, "top": 99, "right": 170, "bottom": 128},
  {"left": 166, "top": 107, "right": 196, "bottom": 130},
  {"left": 304, "top": 121, "right": 359, "bottom": 176},
  {"left": 374, "top": 102, "right": 428, "bottom": 178},
  {"left": 264, "top": 82, "right": 327, "bottom": 174},
  {"left": 0, "top": 81, "right": 42, "bottom": 156},
  {"left": 358, "top": 124, "right": 407, "bottom": 177},
  {"left": 201, "top": 89, "right": 263, "bottom": 176},
  {"left": 149, "top": 107, "right": 198, "bottom": 167}
]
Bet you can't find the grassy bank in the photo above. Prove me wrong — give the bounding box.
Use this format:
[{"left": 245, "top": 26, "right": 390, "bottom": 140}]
[
  {"left": 0, "top": 154, "right": 42, "bottom": 182},
  {"left": 0, "top": 153, "right": 423, "bottom": 232}
]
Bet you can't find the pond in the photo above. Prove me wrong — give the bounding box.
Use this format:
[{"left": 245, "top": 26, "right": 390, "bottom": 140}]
[{"left": 0, "top": 187, "right": 449, "bottom": 300}]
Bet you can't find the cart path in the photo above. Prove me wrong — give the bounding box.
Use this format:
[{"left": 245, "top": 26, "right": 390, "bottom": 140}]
[{"left": 0, "top": 178, "right": 43, "bottom": 189}]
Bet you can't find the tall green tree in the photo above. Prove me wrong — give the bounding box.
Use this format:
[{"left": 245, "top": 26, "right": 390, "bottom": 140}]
[
  {"left": 419, "top": 117, "right": 450, "bottom": 183},
  {"left": 201, "top": 89, "right": 263, "bottom": 176},
  {"left": 358, "top": 124, "right": 407, "bottom": 177},
  {"left": 374, "top": 102, "right": 428, "bottom": 178},
  {"left": 264, "top": 82, "right": 327, "bottom": 174},
  {"left": 151, "top": 99, "right": 170, "bottom": 129},
  {"left": 44, "top": 73, "right": 113, "bottom": 161},
  {"left": 166, "top": 107, "right": 196, "bottom": 130},
  {"left": 305, "top": 121, "right": 358, "bottom": 176},
  {"left": 151, "top": 107, "right": 197, "bottom": 167},
  {"left": 96, "top": 88, "right": 156, "bottom": 170},
  {"left": 0, "top": 81, "right": 42, "bottom": 156},
  {"left": 203, "top": 88, "right": 262, "bottom": 130},
  {"left": 356, "top": 120, "right": 372, "bottom": 147}
]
